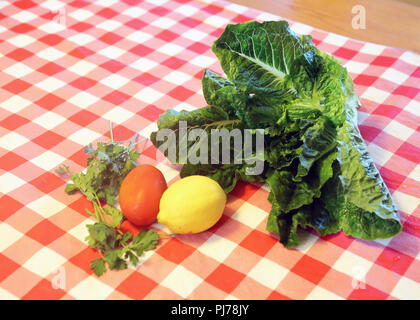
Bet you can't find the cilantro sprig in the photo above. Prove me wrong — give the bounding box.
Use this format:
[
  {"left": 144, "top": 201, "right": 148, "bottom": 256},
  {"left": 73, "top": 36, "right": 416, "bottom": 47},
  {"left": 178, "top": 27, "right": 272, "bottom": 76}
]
[{"left": 57, "top": 122, "right": 159, "bottom": 276}]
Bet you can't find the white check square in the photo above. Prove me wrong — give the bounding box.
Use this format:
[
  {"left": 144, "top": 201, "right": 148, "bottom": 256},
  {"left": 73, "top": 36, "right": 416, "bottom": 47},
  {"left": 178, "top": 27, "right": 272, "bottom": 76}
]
[
  {"left": 123, "top": 7, "right": 146, "bottom": 17},
  {"left": 134, "top": 87, "right": 164, "bottom": 104},
  {"left": 0, "top": 288, "right": 18, "bottom": 300},
  {"left": 139, "top": 122, "right": 158, "bottom": 140},
  {"left": 102, "top": 106, "right": 134, "bottom": 124},
  {"left": 391, "top": 276, "right": 420, "bottom": 300},
  {"left": 27, "top": 194, "right": 67, "bottom": 218},
  {"left": 383, "top": 120, "right": 415, "bottom": 141},
  {"left": 68, "top": 219, "right": 91, "bottom": 241},
  {"left": 399, "top": 51, "right": 420, "bottom": 66},
  {"left": 189, "top": 55, "right": 217, "bottom": 67},
  {"left": 198, "top": 233, "right": 237, "bottom": 263},
  {"left": 35, "top": 77, "right": 66, "bottom": 92},
  {"left": 157, "top": 43, "right": 184, "bottom": 56},
  {"left": 391, "top": 191, "right": 420, "bottom": 214},
  {"left": 163, "top": 70, "right": 191, "bottom": 85},
  {"left": 344, "top": 60, "right": 369, "bottom": 75},
  {"left": 68, "top": 91, "right": 99, "bottom": 109},
  {"left": 126, "top": 30, "right": 152, "bottom": 43},
  {"left": 161, "top": 265, "right": 202, "bottom": 298},
  {"left": 98, "top": 46, "right": 125, "bottom": 59},
  {"left": 40, "top": 0, "right": 65, "bottom": 11},
  {"left": 69, "top": 9, "right": 93, "bottom": 21},
  {"left": 69, "top": 276, "right": 114, "bottom": 299},
  {"left": 130, "top": 58, "right": 158, "bottom": 72},
  {"left": 381, "top": 68, "right": 410, "bottom": 85},
  {"left": 231, "top": 202, "right": 267, "bottom": 229},
  {"left": 100, "top": 74, "right": 130, "bottom": 89},
  {"left": 68, "top": 128, "right": 102, "bottom": 145},
  {"left": 7, "top": 34, "right": 36, "bottom": 47},
  {"left": 290, "top": 22, "right": 314, "bottom": 35},
  {"left": 31, "top": 150, "right": 66, "bottom": 171},
  {"left": 23, "top": 247, "right": 67, "bottom": 277},
  {"left": 0, "top": 223, "right": 23, "bottom": 252},
  {"left": 151, "top": 17, "right": 176, "bottom": 29},
  {"left": 97, "top": 19, "right": 122, "bottom": 31},
  {"left": 11, "top": 10, "right": 37, "bottom": 22},
  {"left": 1, "top": 95, "right": 32, "bottom": 113},
  {"left": 33, "top": 111, "right": 66, "bottom": 130},
  {"left": 361, "top": 87, "right": 390, "bottom": 104},
  {"left": 0, "top": 131, "right": 29, "bottom": 150},
  {"left": 0, "top": 172, "right": 26, "bottom": 194},
  {"left": 3, "top": 62, "right": 33, "bottom": 78},
  {"left": 68, "top": 60, "right": 97, "bottom": 76},
  {"left": 175, "top": 4, "right": 198, "bottom": 16},
  {"left": 367, "top": 143, "right": 393, "bottom": 166},
  {"left": 322, "top": 33, "right": 348, "bottom": 47},
  {"left": 182, "top": 29, "right": 207, "bottom": 42},
  {"left": 37, "top": 47, "right": 65, "bottom": 61},
  {"left": 359, "top": 42, "right": 386, "bottom": 55},
  {"left": 67, "top": 33, "right": 95, "bottom": 46},
  {"left": 248, "top": 258, "right": 288, "bottom": 290},
  {"left": 405, "top": 100, "right": 420, "bottom": 117},
  {"left": 306, "top": 286, "right": 343, "bottom": 300},
  {"left": 204, "top": 15, "right": 229, "bottom": 28},
  {"left": 332, "top": 250, "right": 373, "bottom": 277}
]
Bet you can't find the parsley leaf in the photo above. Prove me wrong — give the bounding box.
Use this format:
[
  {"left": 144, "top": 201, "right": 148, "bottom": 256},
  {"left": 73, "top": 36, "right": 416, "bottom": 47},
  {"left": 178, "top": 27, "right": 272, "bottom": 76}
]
[{"left": 57, "top": 122, "right": 159, "bottom": 276}]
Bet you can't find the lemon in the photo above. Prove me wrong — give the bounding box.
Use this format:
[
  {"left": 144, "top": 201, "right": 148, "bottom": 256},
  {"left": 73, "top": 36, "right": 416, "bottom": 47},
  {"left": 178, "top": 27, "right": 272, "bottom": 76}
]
[{"left": 157, "top": 175, "right": 227, "bottom": 234}]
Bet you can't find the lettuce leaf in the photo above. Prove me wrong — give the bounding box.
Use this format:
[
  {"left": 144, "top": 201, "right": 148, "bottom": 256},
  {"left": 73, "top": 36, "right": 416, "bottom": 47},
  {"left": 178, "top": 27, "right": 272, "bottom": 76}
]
[{"left": 150, "top": 20, "right": 401, "bottom": 248}]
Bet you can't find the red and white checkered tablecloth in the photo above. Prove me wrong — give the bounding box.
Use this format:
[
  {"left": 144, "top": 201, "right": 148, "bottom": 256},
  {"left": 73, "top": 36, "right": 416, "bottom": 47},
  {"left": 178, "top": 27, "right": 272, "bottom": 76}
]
[{"left": 0, "top": 0, "right": 419, "bottom": 300}]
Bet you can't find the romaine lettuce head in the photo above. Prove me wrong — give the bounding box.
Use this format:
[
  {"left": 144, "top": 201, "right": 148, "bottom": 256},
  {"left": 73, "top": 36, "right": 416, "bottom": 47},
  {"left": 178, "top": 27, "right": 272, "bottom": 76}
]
[{"left": 150, "top": 21, "right": 401, "bottom": 248}]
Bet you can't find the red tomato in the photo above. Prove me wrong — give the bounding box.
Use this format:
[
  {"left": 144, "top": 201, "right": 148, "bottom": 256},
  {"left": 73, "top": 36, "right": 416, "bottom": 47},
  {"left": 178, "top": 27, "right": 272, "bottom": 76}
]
[{"left": 119, "top": 164, "right": 167, "bottom": 226}]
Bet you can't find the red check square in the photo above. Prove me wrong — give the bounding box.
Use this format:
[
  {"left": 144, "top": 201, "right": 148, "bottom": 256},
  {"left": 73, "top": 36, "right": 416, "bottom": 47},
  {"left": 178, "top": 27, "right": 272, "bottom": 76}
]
[
  {"left": 39, "top": 34, "right": 65, "bottom": 46},
  {"left": 0, "top": 152, "right": 27, "bottom": 171},
  {"left": 35, "top": 94, "right": 66, "bottom": 110},
  {"left": 22, "top": 278, "right": 66, "bottom": 300},
  {"left": 32, "top": 131, "right": 66, "bottom": 149},
  {"left": 156, "top": 238, "right": 195, "bottom": 264},
  {"left": 0, "top": 114, "right": 30, "bottom": 131},
  {"left": 100, "top": 60, "right": 126, "bottom": 73},
  {"left": 206, "top": 264, "right": 246, "bottom": 293},
  {"left": 395, "top": 142, "right": 420, "bottom": 163},
  {"left": 125, "top": 18, "right": 147, "bottom": 30},
  {"left": 37, "top": 62, "right": 65, "bottom": 76},
  {"left": 239, "top": 230, "right": 277, "bottom": 256},
  {"left": 291, "top": 255, "right": 331, "bottom": 285},
  {"left": 167, "top": 86, "right": 195, "bottom": 101},
  {"left": 3, "top": 79, "right": 32, "bottom": 94},
  {"left": 26, "top": 219, "right": 66, "bottom": 246},
  {"left": 371, "top": 56, "right": 397, "bottom": 67},
  {"left": 11, "top": 23, "right": 36, "bottom": 33},
  {"left": 347, "top": 284, "right": 389, "bottom": 300},
  {"left": 138, "top": 105, "right": 164, "bottom": 122},
  {"left": 30, "top": 171, "right": 65, "bottom": 194},
  {"left": 69, "top": 247, "right": 99, "bottom": 274},
  {"left": 68, "top": 110, "right": 100, "bottom": 127},
  {"left": 0, "top": 253, "right": 20, "bottom": 282},
  {"left": 0, "top": 195, "right": 24, "bottom": 221},
  {"left": 13, "top": 0, "right": 37, "bottom": 9},
  {"left": 376, "top": 247, "right": 415, "bottom": 276},
  {"left": 133, "top": 73, "right": 160, "bottom": 86},
  {"left": 116, "top": 272, "right": 158, "bottom": 300},
  {"left": 6, "top": 48, "right": 33, "bottom": 61},
  {"left": 267, "top": 290, "right": 291, "bottom": 300},
  {"left": 69, "top": 77, "right": 97, "bottom": 90}
]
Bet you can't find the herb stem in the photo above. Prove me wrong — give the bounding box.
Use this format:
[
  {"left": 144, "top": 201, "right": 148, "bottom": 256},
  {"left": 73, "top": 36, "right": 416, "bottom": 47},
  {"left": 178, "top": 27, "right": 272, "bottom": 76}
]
[{"left": 110, "top": 121, "right": 114, "bottom": 143}]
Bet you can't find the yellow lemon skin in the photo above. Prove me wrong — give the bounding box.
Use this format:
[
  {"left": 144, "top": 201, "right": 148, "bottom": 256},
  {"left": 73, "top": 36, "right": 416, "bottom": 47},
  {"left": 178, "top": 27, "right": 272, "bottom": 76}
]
[{"left": 157, "top": 175, "right": 226, "bottom": 234}]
